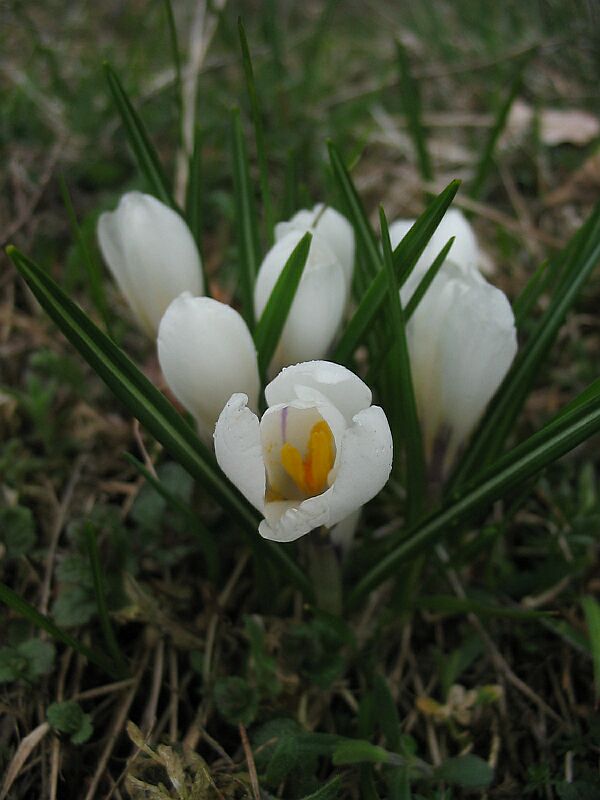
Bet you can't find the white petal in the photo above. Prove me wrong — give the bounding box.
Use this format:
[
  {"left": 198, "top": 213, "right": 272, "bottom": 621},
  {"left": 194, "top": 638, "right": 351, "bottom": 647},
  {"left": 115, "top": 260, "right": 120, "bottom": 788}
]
[
  {"left": 390, "top": 209, "right": 482, "bottom": 306},
  {"left": 254, "top": 231, "right": 346, "bottom": 371},
  {"left": 265, "top": 360, "right": 372, "bottom": 424},
  {"left": 330, "top": 509, "right": 361, "bottom": 553},
  {"left": 439, "top": 276, "right": 517, "bottom": 451},
  {"left": 408, "top": 264, "right": 517, "bottom": 459},
  {"left": 388, "top": 218, "right": 415, "bottom": 251},
  {"left": 275, "top": 204, "right": 355, "bottom": 292},
  {"left": 259, "top": 405, "right": 392, "bottom": 542},
  {"left": 157, "top": 294, "right": 260, "bottom": 440},
  {"left": 97, "top": 192, "right": 203, "bottom": 335},
  {"left": 213, "top": 393, "right": 266, "bottom": 513},
  {"left": 431, "top": 209, "right": 479, "bottom": 272}
]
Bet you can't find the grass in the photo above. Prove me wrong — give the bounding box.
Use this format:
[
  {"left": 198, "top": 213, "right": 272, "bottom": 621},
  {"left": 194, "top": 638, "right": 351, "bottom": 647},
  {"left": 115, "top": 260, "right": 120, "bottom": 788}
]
[{"left": 1, "top": 1, "right": 599, "bottom": 798}]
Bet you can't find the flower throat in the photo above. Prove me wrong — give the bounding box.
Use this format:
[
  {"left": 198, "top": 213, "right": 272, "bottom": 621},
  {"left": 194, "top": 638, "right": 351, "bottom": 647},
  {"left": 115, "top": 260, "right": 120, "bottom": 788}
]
[{"left": 281, "top": 420, "right": 334, "bottom": 496}]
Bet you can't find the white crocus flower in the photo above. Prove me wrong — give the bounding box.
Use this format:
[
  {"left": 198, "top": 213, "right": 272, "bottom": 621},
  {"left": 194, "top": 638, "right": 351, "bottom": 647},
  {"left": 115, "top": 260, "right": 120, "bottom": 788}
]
[
  {"left": 408, "top": 262, "right": 517, "bottom": 475},
  {"left": 98, "top": 192, "right": 204, "bottom": 336},
  {"left": 254, "top": 231, "right": 347, "bottom": 373},
  {"left": 214, "top": 361, "right": 393, "bottom": 543},
  {"left": 389, "top": 208, "right": 479, "bottom": 305},
  {"left": 157, "top": 293, "right": 260, "bottom": 443},
  {"left": 275, "top": 204, "right": 355, "bottom": 294}
]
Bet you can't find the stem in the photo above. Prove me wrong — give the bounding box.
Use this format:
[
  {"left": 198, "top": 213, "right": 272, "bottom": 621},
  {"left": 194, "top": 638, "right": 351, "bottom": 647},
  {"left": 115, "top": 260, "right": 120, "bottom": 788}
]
[{"left": 306, "top": 528, "right": 343, "bottom": 616}]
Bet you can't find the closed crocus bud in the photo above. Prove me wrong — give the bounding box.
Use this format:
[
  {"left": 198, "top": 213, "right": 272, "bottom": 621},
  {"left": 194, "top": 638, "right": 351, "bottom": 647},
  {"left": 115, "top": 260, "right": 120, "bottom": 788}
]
[
  {"left": 157, "top": 293, "right": 260, "bottom": 443},
  {"left": 97, "top": 192, "right": 204, "bottom": 336},
  {"left": 390, "top": 209, "right": 480, "bottom": 305},
  {"left": 407, "top": 262, "right": 517, "bottom": 476},
  {"left": 275, "top": 204, "right": 355, "bottom": 294},
  {"left": 214, "top": 361, "right": 393, "bottom": 542},
  {"left": 254, "top": 231, "right": 347, "bottom": 373}
]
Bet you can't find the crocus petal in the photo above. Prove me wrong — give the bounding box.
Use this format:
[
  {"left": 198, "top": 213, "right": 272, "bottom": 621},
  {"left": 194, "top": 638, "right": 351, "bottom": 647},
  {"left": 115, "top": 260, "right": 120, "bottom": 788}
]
[
  {"left": 157, "top": 294, "right": 260, "bottom": 441},
  {"left": 390, "top": 209, "right": 481, "bottom": 306},
  {"left": 259, "top": 405, "right": 392, "bottom": 542},
  {"left": 330, "top": 509, "right": 361, "bottom": 553},
  {"left": 438, "top": 275, "right": 517, "bottom": 454},
  {"left": 213, "top": 393, "right": 266, "bottom": 513},
  {"left": 275, "top": 204, "right": 355, "bottom": 292},
  {"left": 408, "top": 262, "right": 517, "bottom": 463},
  {"left": 97, "top": 192, "right": 203, "bottom": 336},
  {"left": 254, "top": 231, "right": 346, "bottom": 371},
  {"left": 265, "top": 360, "right": 372, "bottom": 424}
]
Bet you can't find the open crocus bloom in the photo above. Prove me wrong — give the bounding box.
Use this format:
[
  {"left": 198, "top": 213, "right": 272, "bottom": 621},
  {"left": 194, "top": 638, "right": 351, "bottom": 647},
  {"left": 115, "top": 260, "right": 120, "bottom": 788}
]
[
  {"left": 157, "top": 293, "right": 260, "bottom": 443},
  {"left": 98, "top": 192, "right": 204, "bottom": 336},
  {"left": 214, "top": 361, "right": 393, "bottom": 543},
  {"left": 408, "top": 261, "right": 517, "bottom": 476},
  {"left": 389, "top": 208, "right": 479, "bottom": 305},
  {"left": 274, "top": 204, "right": 355, "bottom": 295},
  {"left": 254, "top": 232, "right": 347, "bottom": 373}
]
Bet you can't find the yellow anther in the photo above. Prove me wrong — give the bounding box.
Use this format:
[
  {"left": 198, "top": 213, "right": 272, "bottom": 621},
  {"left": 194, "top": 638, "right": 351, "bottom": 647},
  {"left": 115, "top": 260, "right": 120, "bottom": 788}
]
[
  {"left": 305, "top": 421, "right": 334, "bottom": 494},
  {"left": 280, "top": 420, "right": 334, "bottom": 497},
  {"left": 281, "top": 442, "right": 309, "bottom": 494}
]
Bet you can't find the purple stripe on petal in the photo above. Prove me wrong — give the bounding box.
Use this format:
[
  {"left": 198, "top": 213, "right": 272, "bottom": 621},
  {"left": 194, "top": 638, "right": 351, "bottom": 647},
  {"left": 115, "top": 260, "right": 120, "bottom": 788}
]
[{"left": 281, "top": 406, "right": 288, "bottom": 441}]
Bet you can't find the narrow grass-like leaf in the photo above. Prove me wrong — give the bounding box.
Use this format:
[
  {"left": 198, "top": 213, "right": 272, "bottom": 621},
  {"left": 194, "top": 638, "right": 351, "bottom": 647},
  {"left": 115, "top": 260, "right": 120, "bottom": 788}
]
[
  {"left": 396, "top": 39, "right": 432, "bottom": 183},
  {"left": 380, "top": 208, "right": 425, "bottom": 521},
  {"left": 83, "top": 522, "right": 128, "bottom": 676},
  {"left": 0, "top": 581, "right": 120, "bottom": 679},
  {"left": 417, "top": 595, "right": 547, "bottom": 620},
  {"left": 404, "top": 237, "right": 454, "bottom": 320},
  {"left": 103, "top": 62, "right": 174, "bottom": 208},
  {"left": 512, "top": 258, "right": 550, "bottom": 328},
  {"left": 125, "top": 453, "right": 219, "bottom": 581},
  {"left": 469, "top": 56, "right": 530, "bottom": 200},
  {"left": 231, "top": 107, "right": 261, "bottom": 328},
  {"left": 327, "top": 140, "right": 382, "bottom": 282},
  {"left": 238, "top": 17, "right": 274, "bottom": 243},
  {"left": 449, "top": 203, "right": 600, "bottom": 488},
  {"left": 582, "top": 596, "right": 600, "bottom": 700},
  {"left": 333, "top": 180, "right": 460, "bottom": 365},
  {"left": 282, "top": 147, "right": 299, "bottom": 219},
  {"left": 7, "top": 246, "right": 313, "bottom": 600},
  {"left": 59, "top": 176, "right": 111, "bottom": 335},
  {"left": 164, "top": 0, "right": 183, "bottom": 136},
  {"left": 556, "top": 378, "right": 600, "bottom": 420},
  {"left": 373, "top": 675, "right": 402, "bottom": 753},
  {"left": 253, "top": 232, "right": 311, "bottom": 379},
  {"left": 185, "top": 126, "right": 210, "bottom": 295},
  {"left": 163, "top": 0, "right": 183, "bottom": 144},
  {"left": 365, "top": 237, "right": 454, "bottom": 386},
  {"left": 300, "top": 776, "right": 343, "bottom": 800},
  {"left": 349, "top": 392, "right": 600, "bottom": 604}
]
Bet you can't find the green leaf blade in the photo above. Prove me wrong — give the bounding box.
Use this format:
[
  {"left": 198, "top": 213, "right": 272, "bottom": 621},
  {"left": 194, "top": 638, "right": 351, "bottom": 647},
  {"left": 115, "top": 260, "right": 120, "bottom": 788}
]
[
  {"left": 83, "top": 522, "right": 128, "bottom": 677},
  {"left": 333, "top": 179, "right": 460, "bottom": 365},
  {"left": 379, "top": 207, "right": 426, "bottom": 522},
  {"left": 254, "top": 231, "right": 311, "bottom": 379},
  {"left": 0, "top": 581, "right": 120, "bottom": 679},
  {"left": 103, "top": 62, "right": 175, "bottom": 208},
  {"left": 582, "top": 596, "right": 600, "bottom": 700},
  {"left": 396, "top": 39, "right": 432, "bottom": 184},
  {"left": 327, "top": 140, "right": 382, "bottom": 283},
  {"left": 238, "top": 17, "right": 274, "bottom": 243},
  {"left": 231, "top": 107, "right": 261, "bottom": 329}
]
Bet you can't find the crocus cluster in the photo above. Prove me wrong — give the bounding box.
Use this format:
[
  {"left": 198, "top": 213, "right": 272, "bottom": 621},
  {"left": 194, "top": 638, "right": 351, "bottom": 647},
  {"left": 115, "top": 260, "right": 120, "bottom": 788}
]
[{"left": 97, "top": 192, "right": 517, "bottom": 542}]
